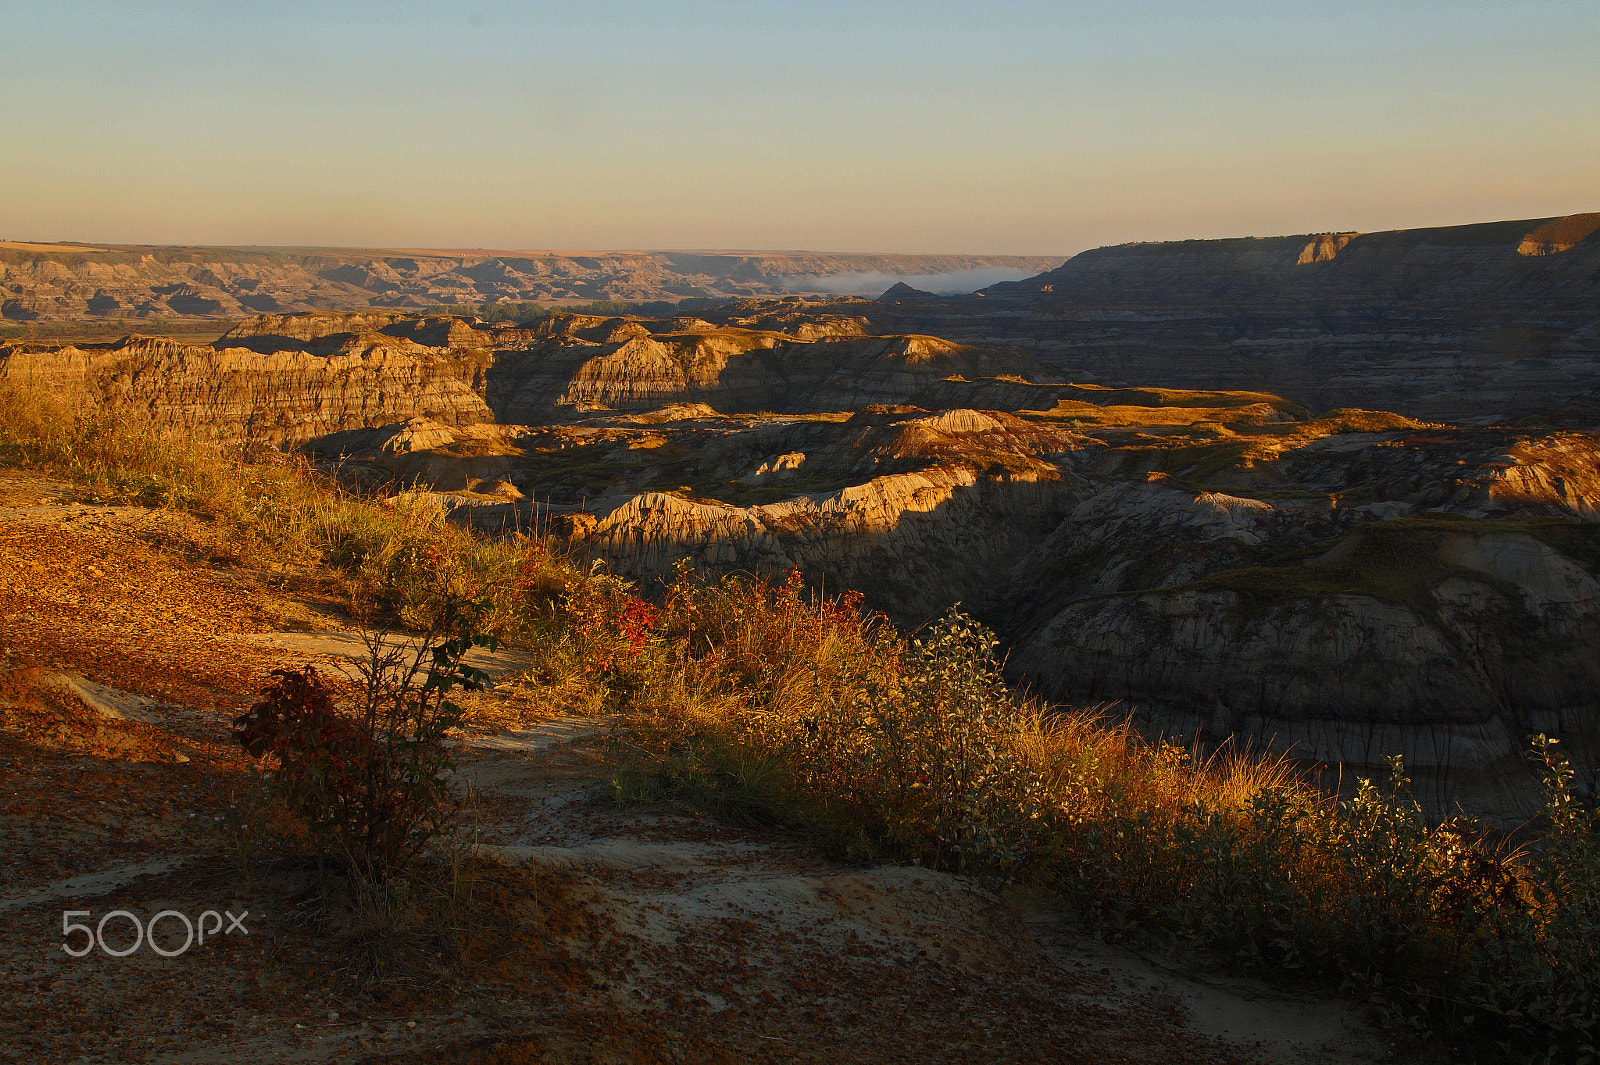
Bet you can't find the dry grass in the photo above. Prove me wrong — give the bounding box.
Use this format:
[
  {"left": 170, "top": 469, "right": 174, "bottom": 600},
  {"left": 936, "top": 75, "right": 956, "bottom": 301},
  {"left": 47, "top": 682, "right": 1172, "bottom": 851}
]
[
  {"left": 594, "top": 573, "right": 1600, "bottom": 1060},
  {"left": 4, "top": 381, "right": 1598, "bottom": 1057},
  {"left": 600, "top": 566, "right": 1301, "bottom": 874},
  {"left": 0, "top": 383, "right": 570, "bottom": 641}
]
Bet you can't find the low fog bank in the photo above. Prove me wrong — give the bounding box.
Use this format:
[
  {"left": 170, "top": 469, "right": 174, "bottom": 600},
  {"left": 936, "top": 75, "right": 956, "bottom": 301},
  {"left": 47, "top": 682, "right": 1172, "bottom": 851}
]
[{"left": 776, "top": 265, "right": 1044, "bottom": 296}]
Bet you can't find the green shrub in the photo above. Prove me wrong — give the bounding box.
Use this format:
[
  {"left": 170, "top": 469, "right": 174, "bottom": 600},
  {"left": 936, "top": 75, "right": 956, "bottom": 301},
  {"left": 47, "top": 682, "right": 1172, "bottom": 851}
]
[{"left": 793, "top": 611, "right": 1039, "bottom": 871}]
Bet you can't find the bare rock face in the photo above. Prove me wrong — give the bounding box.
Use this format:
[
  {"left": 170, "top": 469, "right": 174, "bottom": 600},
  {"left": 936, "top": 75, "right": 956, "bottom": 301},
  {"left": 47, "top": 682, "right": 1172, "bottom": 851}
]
[
  {"left": 569, "top": 466, "right": 1076, "bottom": 620},
  {"left": 0, "top": 334, "right": 493, "bottom": 443},
  {"left": 992, "top": 426, "right": 1600, "bottom": 820},
  {"left": 1517, "top": 213, "right": 1600, "bottom": 256},
  {"left": 311, "top": 403, "right": 1090, "bottom": 618},
  {"left": 219, "top": 310, "right": 429, "bottom": 346},
  {"left": 1, "top": 311, "right": 1048, "bottom": 442},
  {"left": 1296, "top": 233, "right": 1358, "bottom": 264},
  {"left": 1006, "top": 526, "right": 1600, "bottom": 821},
  {"left": 483, "top": 316, "right": 1041, "bottom": 421}
]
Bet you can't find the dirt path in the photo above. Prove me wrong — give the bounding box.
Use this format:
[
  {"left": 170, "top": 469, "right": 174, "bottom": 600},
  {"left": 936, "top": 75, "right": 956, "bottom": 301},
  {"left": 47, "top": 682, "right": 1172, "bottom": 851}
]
[{"left": 0, "top": 469, "right": 1420, "bottom": 1064}]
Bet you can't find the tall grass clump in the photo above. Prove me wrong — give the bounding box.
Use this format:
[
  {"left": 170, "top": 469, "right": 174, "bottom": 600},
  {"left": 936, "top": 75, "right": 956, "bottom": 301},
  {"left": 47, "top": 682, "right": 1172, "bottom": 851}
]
[
  {"left": 0, "top": 384, "right": 576, "bottom": 641},
  {"left": 605, "top": 565, "right": 1292, "bottom": 874}
]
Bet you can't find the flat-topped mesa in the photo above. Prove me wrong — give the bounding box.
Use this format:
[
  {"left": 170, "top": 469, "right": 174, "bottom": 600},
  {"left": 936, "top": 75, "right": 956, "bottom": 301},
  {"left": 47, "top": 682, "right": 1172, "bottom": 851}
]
[
  {"left": 847, "top": 212, "right": 1600, "bottom": 421},
  {"left": 989, "top": 213, "right": 1600, "bottom": 305}
]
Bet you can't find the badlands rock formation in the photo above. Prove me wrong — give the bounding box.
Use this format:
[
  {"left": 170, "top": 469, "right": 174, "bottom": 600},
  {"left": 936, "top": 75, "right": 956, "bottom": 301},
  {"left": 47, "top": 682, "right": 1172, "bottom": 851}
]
[
  {"left": 0, "top": 334, "right": 495, "bottom": 442},
  {"left": 315, "top": 384, "right": 1600, "bottom": 819},
  {"left": 998, "top": 429, "right": 1600, "bottom": 819},
  {"left": 0, "top": 311, "right": 1042, "bottom": 442},
  {"left": 5, "top": 304, "right": 1597, "bottom": 819},
  {"left": 862, "top": 213, "right": 1600, "bottom": 422},
  {"left": 0, "top": 244, "right": 1060, "bottom": 322}
]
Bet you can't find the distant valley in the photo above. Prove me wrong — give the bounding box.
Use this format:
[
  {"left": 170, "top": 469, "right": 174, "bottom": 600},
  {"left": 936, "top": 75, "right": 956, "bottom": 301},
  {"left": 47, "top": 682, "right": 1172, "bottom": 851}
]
[
  {"left": 0, "top": 243, "right": 1060, "bottom": 322},
  {"left": 9, "top": 213, "right": 1597, "bottom": 423}
]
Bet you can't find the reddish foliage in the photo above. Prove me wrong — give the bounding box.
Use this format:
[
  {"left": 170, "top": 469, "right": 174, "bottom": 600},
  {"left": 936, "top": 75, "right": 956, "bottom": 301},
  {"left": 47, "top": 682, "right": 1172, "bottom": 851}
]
[
  {"left": 232, "top": 667, "right": 361, "bottom": 760},
  {"left": 572, "top": 589, "right": 659, "bottom": 674},
  {"left": 231, "top": 667, "right": 379, "bottom": 802},
  {"left": 614, "top": 595, "right": 658, "bottom": 656},
  {"left": 230, "top": 663, "right": 464, "bottom": 881}
]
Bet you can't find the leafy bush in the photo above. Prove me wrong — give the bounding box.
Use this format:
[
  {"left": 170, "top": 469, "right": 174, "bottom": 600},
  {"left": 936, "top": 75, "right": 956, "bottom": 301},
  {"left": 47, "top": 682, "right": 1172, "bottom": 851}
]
[
  {"left": 233, "top": 619, "right": 496, "bottom": 883},
  {"left": 786, "top": 611, "right": 1038, "bottom": 871}
]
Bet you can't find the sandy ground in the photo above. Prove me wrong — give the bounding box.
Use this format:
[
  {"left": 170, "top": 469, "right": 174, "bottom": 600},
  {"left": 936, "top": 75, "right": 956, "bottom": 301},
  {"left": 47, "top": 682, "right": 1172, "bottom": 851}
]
[{"left": 0, "top": 468, "right": 1427, "bottom": 1065}]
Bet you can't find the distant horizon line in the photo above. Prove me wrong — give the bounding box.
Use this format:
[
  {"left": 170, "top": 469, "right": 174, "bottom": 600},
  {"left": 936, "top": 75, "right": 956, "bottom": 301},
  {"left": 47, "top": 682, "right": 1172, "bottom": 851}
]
[
  {"left": 3, "top": 209, "right": 1594, "bottom": 260},
  {"left": 0, "top": 241, "right": 1066, "bottom": 260}
]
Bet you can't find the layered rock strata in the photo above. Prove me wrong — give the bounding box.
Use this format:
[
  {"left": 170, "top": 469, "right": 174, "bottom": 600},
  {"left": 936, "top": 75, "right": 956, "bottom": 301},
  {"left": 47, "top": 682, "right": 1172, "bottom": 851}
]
[
  {"left": 820, "top": 214, "right": 1600, "bottom": 422},
  {"left": 0, "top": 335, "right": 493, "bottom": 442},
  {"left": 0, "top": 312, "right": 1044, "bottom": 442}
]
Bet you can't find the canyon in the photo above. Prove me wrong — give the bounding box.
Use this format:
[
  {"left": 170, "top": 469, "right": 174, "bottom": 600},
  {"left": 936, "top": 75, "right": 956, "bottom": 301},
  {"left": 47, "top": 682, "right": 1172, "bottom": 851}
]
[
  {"left": 3, "top": 211, "right": 1598, "bottom": 821},
  {"left": 0, "top": 244, "right": 1059, "bottom": 322}
]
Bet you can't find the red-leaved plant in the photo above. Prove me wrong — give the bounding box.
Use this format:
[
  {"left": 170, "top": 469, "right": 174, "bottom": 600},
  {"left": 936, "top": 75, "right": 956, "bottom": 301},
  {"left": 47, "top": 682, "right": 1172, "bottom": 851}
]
[{"left": 233, "top": 616, "right": 496, "bottom": 883}]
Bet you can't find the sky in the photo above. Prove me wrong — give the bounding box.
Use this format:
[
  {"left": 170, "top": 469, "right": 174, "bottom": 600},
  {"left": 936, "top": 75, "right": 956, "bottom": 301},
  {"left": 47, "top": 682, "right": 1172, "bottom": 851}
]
[{"left": 2, "top": 0, "right": 1597, "bottom": 255}]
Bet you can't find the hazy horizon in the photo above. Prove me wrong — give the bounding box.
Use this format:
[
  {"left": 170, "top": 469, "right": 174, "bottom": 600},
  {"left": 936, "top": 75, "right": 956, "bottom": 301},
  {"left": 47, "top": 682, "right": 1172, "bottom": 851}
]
[{"left": 3, "top": 0, "right": 1596, "bottom": 256}]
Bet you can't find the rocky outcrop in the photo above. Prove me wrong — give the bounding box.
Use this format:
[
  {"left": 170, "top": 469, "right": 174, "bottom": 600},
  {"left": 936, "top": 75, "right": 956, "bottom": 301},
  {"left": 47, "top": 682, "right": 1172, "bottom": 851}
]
[
  {"left": 1295, "top": 233, "right": 1358, "bottom": 264},
  {"left": 0, "top": 334, "right": 493, "bottom": 443},
  {"left": 305, "top": 402, "right": 1094, "bottom": 618},
  {"left": 567, "top": 467, "right": 1076, "bottom": 619},
  {"left": 1006, "top": 525, "right": 1600, "bottom": 821},
  {"left": 488, "top": 328, "right": 1041, "bottom": 421},
  {"left": 1517, "top": 213, "right": 1600, "bottom": 256},
  {"left": 0, "top": 244, "right": 1061, "bottom": 322},
  {"left": 986, "top": 425, "right": 1600, "bottom": 819}
]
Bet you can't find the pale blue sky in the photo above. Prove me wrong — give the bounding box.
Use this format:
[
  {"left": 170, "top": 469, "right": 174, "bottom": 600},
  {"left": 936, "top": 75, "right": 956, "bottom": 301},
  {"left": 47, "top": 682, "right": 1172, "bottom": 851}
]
[{"left": 2, "top": 0, "right": 1596, "bottom": 253}]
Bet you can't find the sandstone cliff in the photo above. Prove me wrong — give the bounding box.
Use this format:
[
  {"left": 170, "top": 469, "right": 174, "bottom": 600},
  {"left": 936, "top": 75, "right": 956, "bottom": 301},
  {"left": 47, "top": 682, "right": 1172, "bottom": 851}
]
[
  {"left": 0, "top": 311, "right": 1047, "bottom": 442},
  {"left": 0, "top": 334, "right": 493, "bottom": 442}
]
